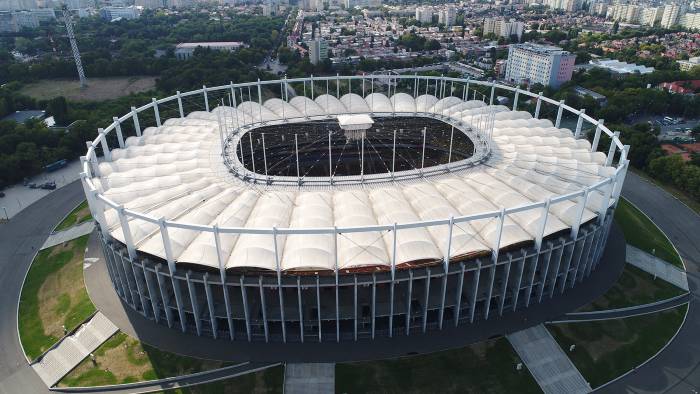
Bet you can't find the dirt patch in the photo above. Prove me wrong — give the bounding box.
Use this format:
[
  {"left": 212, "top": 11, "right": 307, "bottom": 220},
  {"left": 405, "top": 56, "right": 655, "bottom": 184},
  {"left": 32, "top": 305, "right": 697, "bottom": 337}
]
[{"left": 21, "top": 76, "right": 157, "bottom": 102}]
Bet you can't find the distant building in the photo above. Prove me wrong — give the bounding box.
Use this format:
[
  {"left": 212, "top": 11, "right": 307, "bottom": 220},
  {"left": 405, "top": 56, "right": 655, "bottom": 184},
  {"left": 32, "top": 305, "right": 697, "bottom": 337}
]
[
  {"left": 175, "top": 42, "right": 246, "bottom": 60},
  {"left": 415, "top": 6, "right": 432, "bottom": 24},
  {"left": 13, "top": 10, "right": 38, "bottom": 28},
  {"left": 494, "top": 59, "right": 507, "bottom": 78},
  {"left": 660, "top": 3, "right": 684, "bottom": 28},
  {"left": 99, "top": 6, "right": 139, "bottom": 21},
  {"left": 589, "top": 59, "right": 654, "bottom": 75},
  {"left": 309, "top": 38, "right": 328, "bottom": 65},
  {"left": 659, "top": 80, "right": 700, "bottom": 94},
  {"left": 678, "top": 57, "right": 700, "bottom": 71},
  {"left": 135, "top": 0, "right": 165, "bottom": 9},
  {"left": 640, "top": 6, "right": 663, "bottom": 26},
  {"left": 574, "top": 86, "right": 607, "bottom": 106},
  {"left": 0, "top": 12, "right": 14, "bottom": 32},
  {"left": 483, "top": 18, "right": 524, "bottom": 40},
  {"left": 438, "top": 6, "right": 456, "bottom": 26},
  {"left": 29, "top": 7, "right": 54, "bottom": 21},
  {"left": 679, "top": 13, "right": 700, "bottom": 30},
  {"left": 505, "top": 43, "right": 576, "bottom": 88}
]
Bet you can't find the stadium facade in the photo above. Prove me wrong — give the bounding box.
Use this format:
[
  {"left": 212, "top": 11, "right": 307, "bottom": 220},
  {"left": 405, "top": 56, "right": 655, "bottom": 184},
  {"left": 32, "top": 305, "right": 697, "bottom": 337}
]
[{"left": 81, "top": 76, "right": 629, "bottom": 343}]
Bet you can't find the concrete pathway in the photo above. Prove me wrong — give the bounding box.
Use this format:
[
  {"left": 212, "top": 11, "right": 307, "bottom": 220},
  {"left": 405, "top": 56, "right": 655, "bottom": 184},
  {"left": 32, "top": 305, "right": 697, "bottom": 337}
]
[
  {"left": 507, "top": 324, "right": 590, "bottom": 394},
  {"left": 626, "top": 245, "right": 689, "bottom": 291},
  {"left": 284, "top": 363, "right": 335, "bottom": 394},
  {"left": 31, "top": 312, "right": 118, "bottom": 387},
  {"left": 41, "top": 221, "right": 95, "bottom": 250}
]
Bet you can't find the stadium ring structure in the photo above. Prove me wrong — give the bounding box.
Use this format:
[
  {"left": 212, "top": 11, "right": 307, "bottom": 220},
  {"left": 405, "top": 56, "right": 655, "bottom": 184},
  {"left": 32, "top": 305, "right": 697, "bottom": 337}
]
[{"left": 80, "top": 75, "right": 630, "bottom": 344}]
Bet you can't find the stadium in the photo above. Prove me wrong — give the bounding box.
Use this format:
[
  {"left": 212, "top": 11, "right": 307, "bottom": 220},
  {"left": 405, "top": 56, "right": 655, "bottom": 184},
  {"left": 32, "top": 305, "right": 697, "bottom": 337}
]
[{"left": 80, "top": 75, "right": 629, "bottom": 344}]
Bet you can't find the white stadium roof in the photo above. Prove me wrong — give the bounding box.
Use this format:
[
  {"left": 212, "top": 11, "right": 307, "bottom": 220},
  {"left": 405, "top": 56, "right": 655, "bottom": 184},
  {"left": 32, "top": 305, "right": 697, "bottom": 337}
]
[{"left": 92, "top": 92, "right": 614, "bottom": 272}]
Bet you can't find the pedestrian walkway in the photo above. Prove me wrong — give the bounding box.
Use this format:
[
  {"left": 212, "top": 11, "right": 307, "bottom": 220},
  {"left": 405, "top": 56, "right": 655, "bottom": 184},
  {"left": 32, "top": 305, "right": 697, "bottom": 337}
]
[
  {"left": 31, "top": 312, "right": 118, "bottom": 387},
  {"left": 284, "top": 363, "right": 335, "bottom": 394},
  {"left": 507, "top": 324, "right": 590, "bottom": 394},
  {"left": 626, "top": 245, "right": 688, "bottom": 291},
  {"left": 41, "top": 221, "right": 95, "bottom": 250}
]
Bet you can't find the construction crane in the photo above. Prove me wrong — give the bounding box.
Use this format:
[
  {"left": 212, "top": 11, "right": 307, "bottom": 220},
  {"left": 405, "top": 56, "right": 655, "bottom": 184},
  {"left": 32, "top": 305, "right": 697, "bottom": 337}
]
[{"left": 62, "top": 7, "right": 87, "bottom": 88}]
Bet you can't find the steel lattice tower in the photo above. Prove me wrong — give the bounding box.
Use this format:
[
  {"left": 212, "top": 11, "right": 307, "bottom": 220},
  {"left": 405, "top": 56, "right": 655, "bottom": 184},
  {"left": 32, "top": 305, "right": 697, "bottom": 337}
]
[{"left": 63, "top": 8, "right": 86, "bottom": 88}]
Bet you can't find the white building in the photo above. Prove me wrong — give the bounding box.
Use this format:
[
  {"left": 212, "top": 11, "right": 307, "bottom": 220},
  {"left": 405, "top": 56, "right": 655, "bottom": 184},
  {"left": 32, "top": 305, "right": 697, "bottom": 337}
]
[
  {"left": 135, "top": 0, "right": 164, "bottom": 9},
  {"left": 438, "top": 6, "right": 456, "bottom": 26},
  {"left": 309, "top": 38, "right": 328, "bottom": 65},
  {"left": 678, "top": 56, "right": 700, "bottom": 71},
  {"left": 679, "top": 12, "right": 700, "bottom": 30},
  {"left": 505, "top": 43, "right": 576, "bottom": 88},
  {"left": 660, "top": 3, "right": 683, "bottom": 28},
  {"left": 100, "top": 6, "right": 139, "bottom": 21},
  {"left": 415, "top": 6, "right": 432, "bottom": 24},
  {"left": 607, "top": 4, "right": 641, "bottom": 23},
  {"left": 590, "top": 59, "right": 654, "bottom": 75},
  {"left": 483, "top": 18, "right": 524, "bottom": 40},
  {"left": 13, "top": 10, "right": 38, "bottom": 28},
  {"left": 640, "top": 6, "right": 663, "bottom": 26},
  {"left": 174, "top": 42, "right": 245, "bottom": 60}
]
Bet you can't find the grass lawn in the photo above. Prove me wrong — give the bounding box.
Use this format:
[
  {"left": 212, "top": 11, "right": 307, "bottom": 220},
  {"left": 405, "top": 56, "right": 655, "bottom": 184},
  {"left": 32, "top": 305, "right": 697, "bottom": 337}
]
[
  {"left": 335, "top": 337, "right": 540, "bottom": 394},
  {"left": 161, "top": 366, "right": 284, "bottom": 394},
  {"left": 548, "top": 304, "right": 687, "bottom": 388},
  {"left": 577, "top": 264, "right": 686, "bottom": 312},
  {"left": 20, "top": 76, "right": 156, "bottom": 102},
  {"left": 615, "top": 197, "right": 684, "bottom": 268},
  {"left": 54, "top": 200, "right": 92, "bottom": 232},
  {"left": 18, "top": 234, "right": 95, "bottom": 360},
  {"left": 60, "top": 332, "right": 233, "bottom": 387}
]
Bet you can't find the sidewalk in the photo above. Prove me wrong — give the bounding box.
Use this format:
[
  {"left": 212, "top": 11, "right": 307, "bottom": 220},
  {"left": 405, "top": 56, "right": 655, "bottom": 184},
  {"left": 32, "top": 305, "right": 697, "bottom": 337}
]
[
  {"left": 507, "top": 324, "right": 590, "bottom": 394},
  {"left": 626, "top": 245, "right": 688, "bottom": 291},
  {"left": 284, "top": 363, "right": 335, "bottom": 394},
  {"left": 31, "top": 312, "right": 119, "bottom": 387},
  {"left": 41, "top": 221, "right": 95, "bottom": 250}
]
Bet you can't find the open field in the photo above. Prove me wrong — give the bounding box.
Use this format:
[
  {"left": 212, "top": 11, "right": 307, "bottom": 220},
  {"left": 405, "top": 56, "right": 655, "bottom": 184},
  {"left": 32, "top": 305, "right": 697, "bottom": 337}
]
[
  {"left": 60, "top": 332, "right": 232, "bottom": 387},
  {"left": 54, "top": 200, "right": 92, "bottom": 232},
  {"left": 577, "top": 264, "right": 686, "bottom": 312},
  {"left": 18, "top": 234, "right": 95, "bottom": 360},
  {"left": 615, "top": 197, "right": 684, "bottom": 268},
  {"left": 548, "top": 305, "right": 687, "bottom": 388},
  {"left": 336, "top": 337, "right": 540, "bottom": 393},
  {"left": 21, "top": 76, "right": 157, "bottom": 102}
]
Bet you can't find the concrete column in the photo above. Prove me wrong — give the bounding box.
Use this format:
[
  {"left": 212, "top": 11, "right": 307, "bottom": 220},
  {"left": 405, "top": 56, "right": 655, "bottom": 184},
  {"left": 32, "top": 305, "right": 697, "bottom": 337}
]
[
  {"left": 422, "top": 268, "right": 431, "bottom": 333},
  {"left": 405, "top": 270, "right": 413, "bottom": 335},
  {"left": 483, "top": 262, "right": 496, "bottom": 320},
  {"left": 555, "top": 100, "right": 565, "bottom": 128},
  {"left": 454, "top": 263, "right": 465, "bottom": 327},
  {"left": 113, "top": 118, "right": 124, "bottom": 148},
  {"left": 524, "top": 254, "right": 539, "bottom": 308},
  {"left": 119, "top": 252, "right": 139, "bottom": 309},
  {"left": 371, "top": 274, "right": 376, "bottom": 339},
  {"left": 389, "top": 280, "right": 395, "bottom": 337},
  {"left": 213, "top": 226, "right": 234, "bottom": 340},
  {"left": 141, "top": 261, "right": 160, "bottom": 322},
  {"left": 557, "top": 242, "right": 576, "bottom": 295},
  {"left": 591, "top": 119, "right": 604, "bottom": 152},
  {"left": 259, "top": 276, "right": 269, "bottom": 342},
  {"left": 512, "top": 89, "right": 519, "bottom": 111},
  {"left": 105, "top": 245, "right": 126, "bottom": 300},
  {"left": 152, "top": 98, "right": 161, "bottom": 127},
  {"left": 605, "top": 131, "right": 620, "bottom": 166},
  {"left": 438, "top": 272, "right": 448, "bottom": 330},
  {"left": 498, "top": 254, "right": 513, "bottom": 316},
  {"left": 511, "top": 252, "right": 526, "bottom": 311},
  {"left": 574, "top": 109, "right": 585, "bottom": 139},
  {"left": 547, "top": 245, "right": 566, "bottom": 299},
  {"left": 240, "top": 277, "right": 252, "bottom": 341},
  {"left": 186, "top": 271, "right": 202, "bottom": 336},
  {"left": 316, "top": 276, "right": 322, "bottom": 343},
  {"left": 297, "top": 276, "right": 304, "bottom": 343},
  {"left": 177, "top": 91, "right": 184, "bottom": 118},
  {"left": 537, "top": 246, "right": 554, "bottom": 303},
  {"left": 469, "top": 260, "right": 481, "bottom": 323},
  {"left": 534, "top": 92, "right": 543, "bottom": 119},
  {"left": 98, "top": 129, "right": 111, "bottom": 162},
  {"left": 489, "top": 81, "right": 495, "bottom": 105},
  {"left": 353, "top": 275, "right": 358, "bottom": 341},
  {"left": 155, "top": 264, "right": 174, "bottom": 328},
  {"left": 203, "top": 86, "right": 209, "bottom": 112},
  {"left": 568, "top": 235, "right": 588, "bottom": 288},
  {"left": 100, "top": 242, "right": 121, "bottom": 297},
  {"left": 131, "top": 107, "right": 141, "bottom": 136},
  {"left": 159, "top": 219, "right": 186, "bottom": 332},
  {"left": 203, "top": 273, "right": 218, "bottom": 339}
]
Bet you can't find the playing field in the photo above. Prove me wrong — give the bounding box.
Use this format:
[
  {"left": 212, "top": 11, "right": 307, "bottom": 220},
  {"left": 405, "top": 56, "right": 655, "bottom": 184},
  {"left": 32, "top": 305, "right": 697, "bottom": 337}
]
[{"left": 21, "top": 76, "right": 157, "bottom": 101}]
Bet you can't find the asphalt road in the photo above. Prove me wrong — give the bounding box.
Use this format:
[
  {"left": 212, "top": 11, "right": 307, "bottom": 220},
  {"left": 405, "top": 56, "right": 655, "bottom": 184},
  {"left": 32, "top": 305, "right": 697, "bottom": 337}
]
[
  {"left": 0, "top": 180, "right": 84, "bottom": 394},
  {"left": 599, "top": 172, "right": 700, "bottom": 394}
]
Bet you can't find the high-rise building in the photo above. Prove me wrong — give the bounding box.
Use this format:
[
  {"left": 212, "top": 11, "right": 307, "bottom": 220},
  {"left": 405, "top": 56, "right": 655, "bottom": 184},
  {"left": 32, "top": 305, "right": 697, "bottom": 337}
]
[
  {"left": 415, "top": 6, "right": 432, "bottom": 23},
  {"left": 660, "top": 3, "right": 683, "bottom": 28},
  {"left": 678, "top": 56, "right": 700, "bottom": 71},
  {"left": 505, "top": 43, "right": 576, "bottom": 88},
  {"left": 99, "top": 6, "right": 139, "bottom": 20},
  {"left": 483, "top": 18, "right": 524, "bottom": 40},
  {"left": 679, "top": 12, "right": 700, "bottom": 30},
  {"left": 438, "top": 6, "right": 456, "bottom": 26},
  {"left": 309, "top": 38, "right": 328, "bottom": 65},
  {"left": 640, "top": 6, "right": 663, "bottom": 26},
  {"left": 135, "top": 0, "right": 164, "bottom": 9}
]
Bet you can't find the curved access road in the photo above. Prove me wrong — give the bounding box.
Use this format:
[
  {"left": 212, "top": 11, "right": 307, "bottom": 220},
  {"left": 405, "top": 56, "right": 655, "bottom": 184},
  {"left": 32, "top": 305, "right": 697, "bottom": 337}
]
[
  {"left": 598, "top": 172, "right": 700, "bottom": 394},
  {"left": 0, "top": 180, "right": 85, "bottom": 394}
]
